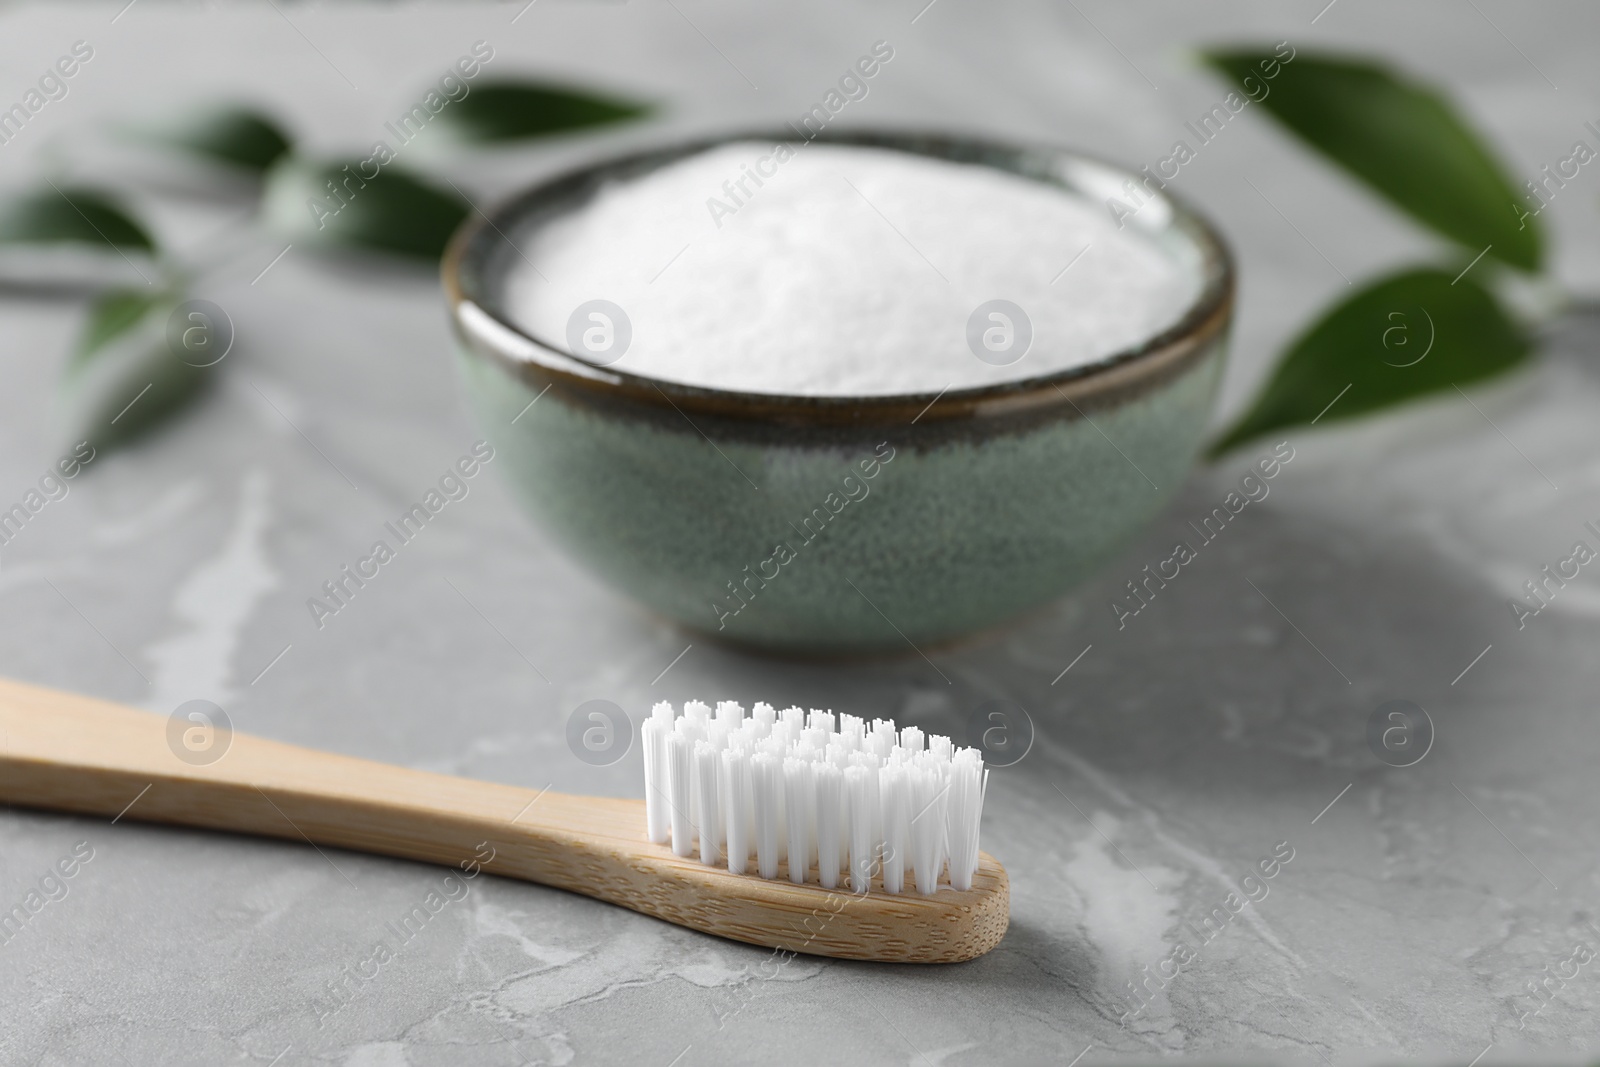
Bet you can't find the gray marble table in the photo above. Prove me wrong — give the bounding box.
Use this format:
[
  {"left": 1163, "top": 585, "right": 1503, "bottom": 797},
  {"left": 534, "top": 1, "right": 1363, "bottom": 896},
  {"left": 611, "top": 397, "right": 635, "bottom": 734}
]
[{"left": 3, "top": 2, "right": 1600, "bottom": 1063}]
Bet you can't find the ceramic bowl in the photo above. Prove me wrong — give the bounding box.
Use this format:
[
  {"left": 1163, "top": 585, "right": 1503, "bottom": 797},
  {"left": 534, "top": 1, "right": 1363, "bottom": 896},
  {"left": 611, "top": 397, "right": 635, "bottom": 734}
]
[{"left": 443, "top": 130, "right": 1233, "bottom": 654}]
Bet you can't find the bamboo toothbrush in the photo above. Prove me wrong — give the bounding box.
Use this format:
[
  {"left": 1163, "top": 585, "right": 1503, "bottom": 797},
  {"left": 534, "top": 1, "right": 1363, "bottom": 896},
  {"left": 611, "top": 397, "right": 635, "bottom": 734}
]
[{"left": 0, "top": 677, "right": 1008, "bottom": 963}]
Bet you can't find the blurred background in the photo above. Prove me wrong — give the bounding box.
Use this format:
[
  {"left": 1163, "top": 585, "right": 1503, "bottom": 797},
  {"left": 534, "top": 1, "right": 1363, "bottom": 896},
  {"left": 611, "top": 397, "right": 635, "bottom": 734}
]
[{"left": 2, "top": 2, "right": 1599, "bottom": 1064}]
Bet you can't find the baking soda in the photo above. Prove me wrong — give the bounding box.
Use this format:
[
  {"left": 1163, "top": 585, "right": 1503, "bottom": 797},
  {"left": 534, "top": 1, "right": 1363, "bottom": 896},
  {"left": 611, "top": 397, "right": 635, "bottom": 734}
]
[{"left": 505, "top": 143, "right": 1198, "bottom": 396}]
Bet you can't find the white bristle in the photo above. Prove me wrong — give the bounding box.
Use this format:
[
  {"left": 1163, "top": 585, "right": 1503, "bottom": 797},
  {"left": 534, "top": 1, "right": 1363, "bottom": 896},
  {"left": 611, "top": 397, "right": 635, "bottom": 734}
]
[
  {"left": 722, "top": 747, "right": 751, "bottom": 875},
  {"left": 772, "top": 718, "right": 799, "bottom": 750},
  {"left": 947, "top": 748, "right": 987, "bottom": 890},
  {"left": 880, "top": 762, "right": 908, "bottom": 894},
  {"left": 640, "top": 702, "right": 987, "bottom": 894},
  {"left": 783, "top": 756, "right": 814, "bottom": 884},
  {"left": 693, "top": 741, "right": 723, "bottom": 868},
  {"left": 673, "top": 719, "right": 705, "bottom": 847},
  {"left": 814, "top": 761, "right": 843, "bottom": 889},
  {"left": 867, "top": 720, "right": 896, "bottom": 761},
  {"left": 908, "top": 761, "right": 949, "bottom": 895},
  {"left": 846, "top": 763, "right": 879, "bottom": 893},
  {"left": 666, "top": 731, "right": 694, "bottom": 858},
  {"left": 642, "top": 705, "right": 672, "bottom": 845},
  {"left": 751, "top": 753, "right": 784, "bottom": 880}
]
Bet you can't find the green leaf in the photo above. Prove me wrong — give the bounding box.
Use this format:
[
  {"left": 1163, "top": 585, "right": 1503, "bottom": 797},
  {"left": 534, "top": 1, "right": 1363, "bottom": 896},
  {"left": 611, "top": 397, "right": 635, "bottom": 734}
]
[
  {"left": 434, "top": 79, "right": 649, "bottom": 142},
  {"left": 263, "top": 159, "right": 468, "bottom": 260},
  {"left": 1204, "top": 49, "right": 1541, "bottom": 272},
  {"left": 65, "top": 288, "right": 217, "bottom": 450},
  {"left": 0, "top": 186, "right": 155, "bottom": 252},
  {"left": 68, "top": 290, "right": 165, "bottom": 376},
  {"left": 1208, "top": 266, "right": 1531, "bottom": 456},
  {"left": 134, "top": 104, "right": 293, "bottom": 173}
]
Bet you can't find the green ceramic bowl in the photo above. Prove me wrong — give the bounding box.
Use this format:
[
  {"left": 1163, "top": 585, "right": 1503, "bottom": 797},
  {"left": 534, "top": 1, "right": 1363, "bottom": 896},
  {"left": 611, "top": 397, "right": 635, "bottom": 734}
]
[{"left": 444, "top": 130, "right": 1233, "bottom": 655}]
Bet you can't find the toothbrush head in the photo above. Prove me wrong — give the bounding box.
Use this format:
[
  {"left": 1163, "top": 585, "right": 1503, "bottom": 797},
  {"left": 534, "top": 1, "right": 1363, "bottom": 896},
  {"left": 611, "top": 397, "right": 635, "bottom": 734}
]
[{"left": 636, "top": 700, "right": 1006, "bottom": 962}]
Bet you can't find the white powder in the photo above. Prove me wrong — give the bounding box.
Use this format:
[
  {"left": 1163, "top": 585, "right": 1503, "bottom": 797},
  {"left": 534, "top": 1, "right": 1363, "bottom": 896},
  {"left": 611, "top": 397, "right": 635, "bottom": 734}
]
[{"left": 504, "top": 143, "right": 1198, "bottom": 396}]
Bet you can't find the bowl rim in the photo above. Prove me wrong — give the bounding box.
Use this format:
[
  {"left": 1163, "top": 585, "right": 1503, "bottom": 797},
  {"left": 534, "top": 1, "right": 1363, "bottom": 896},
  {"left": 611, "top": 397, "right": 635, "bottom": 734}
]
[{"left": 442, "top": 127, "right": 1234, "bottom": 425}]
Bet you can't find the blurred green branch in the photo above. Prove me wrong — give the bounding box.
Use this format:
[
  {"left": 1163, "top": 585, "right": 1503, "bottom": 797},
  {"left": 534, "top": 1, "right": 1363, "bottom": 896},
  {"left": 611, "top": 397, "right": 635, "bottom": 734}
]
[
  {"left": 1202, "top": 49, "right": 1548, "bottom": 457},
  {"left": 0, "top": 81, "right": 650, "bottom": 454}
]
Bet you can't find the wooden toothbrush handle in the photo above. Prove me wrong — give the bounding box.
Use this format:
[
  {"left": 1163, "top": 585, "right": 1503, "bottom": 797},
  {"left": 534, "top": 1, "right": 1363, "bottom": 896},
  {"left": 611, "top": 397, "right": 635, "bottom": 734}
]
[
  {"left": 0, "top": 674, "right": 639, "bottom": 887},
  {"left": 0, "top": 676, "right": 1010, "bottom": 963}
]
